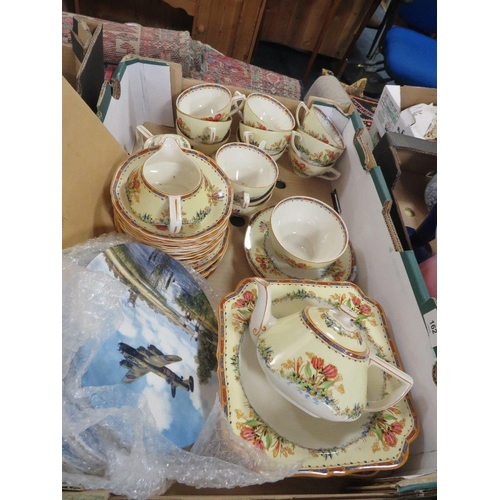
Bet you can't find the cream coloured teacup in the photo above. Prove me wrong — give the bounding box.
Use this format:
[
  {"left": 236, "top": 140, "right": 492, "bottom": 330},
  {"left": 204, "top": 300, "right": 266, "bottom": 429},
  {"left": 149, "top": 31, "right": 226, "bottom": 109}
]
[
  {"left": 126, "top": 138, "right": 211, "bottom": 234},
  {"left": 176, "top": 109, "right": 232, "bottom": 144},
  {"left": 242, "top": 92, "right": 295, "bottom": 132},
  {"left": 268, "top": 196, "right": 348, "bottom": 269},
  {"left": 238, "top": 120, "right": 291, "bottom": 155},
  {"left": 231, "top": 190, "right": 273, "bottom": 218},
  {"left": 290, "top": 130, "right": 344, "bottom": 168},
  {"left": 288, "top": 141, "right": 341, "bottom": 181},
  {"left": 175, "top": 124, "right": 230, "bottom": 156},
  {"left": 215, "top": 142, "right": 278, "bottom": 210},
  {"left": 176, "top": 84, "right": 245, "bottom": 121},
  {"left": 249, "top": 278, "right": 414, "bottom": 422},
  {"left": 296, "top": 102, "right": 345, "bottom": 149}
]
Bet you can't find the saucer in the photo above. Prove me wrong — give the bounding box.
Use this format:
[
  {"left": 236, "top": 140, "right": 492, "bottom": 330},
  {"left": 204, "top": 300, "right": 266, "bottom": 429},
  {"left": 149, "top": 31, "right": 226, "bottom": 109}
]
[
  {"left": 244, "top": 205, "right": 356, "bottom": 281},
  {"left": 217, "top": 278, "right": 419, "bottom": 477}
]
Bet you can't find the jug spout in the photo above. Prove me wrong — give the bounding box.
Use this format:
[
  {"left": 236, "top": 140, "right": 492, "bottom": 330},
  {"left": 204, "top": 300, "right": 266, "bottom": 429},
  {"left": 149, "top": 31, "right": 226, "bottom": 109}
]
[{"left": 248, "top": 278, "right": 278, "bottom": 345}]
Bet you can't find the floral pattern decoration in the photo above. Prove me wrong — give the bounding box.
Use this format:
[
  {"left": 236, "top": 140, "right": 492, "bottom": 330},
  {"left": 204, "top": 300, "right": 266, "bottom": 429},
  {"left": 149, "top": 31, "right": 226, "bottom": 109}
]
[
  {"left": 236, "top": 408, "right": 296, "bottom": 458},
  {"left": 295, "top": 142, "right": 341, "bottom": 167},
  {"left": 261, "top": 346, "right": 364, "bottom": 421},
  {"left": 303, "top": 127, "right": 333, "bottom": 145},
  {"left": 369, "top": 407, "right": 407, "bottom": 450}
]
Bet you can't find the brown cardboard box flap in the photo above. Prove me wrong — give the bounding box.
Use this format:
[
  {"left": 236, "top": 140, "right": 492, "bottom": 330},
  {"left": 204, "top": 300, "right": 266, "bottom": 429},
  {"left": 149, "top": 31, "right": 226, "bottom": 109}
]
[
  {"left": 62, "top": 77, "right": 128, "bottom": 248},
  {"left": 70, "top": 16, "right": 104, "bottom": 113},
  {"left": 400, "top": 86, "right": 437, "bottom": 110}
]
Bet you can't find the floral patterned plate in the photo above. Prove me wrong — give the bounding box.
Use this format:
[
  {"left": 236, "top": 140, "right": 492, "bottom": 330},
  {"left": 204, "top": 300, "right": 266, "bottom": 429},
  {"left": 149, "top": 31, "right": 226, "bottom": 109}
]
[
  {"left": 217, "top": 278, "right": 420, "bottom": 477},
  {"left": 244, "top": 205, "right": 356, "bottom": 282}
]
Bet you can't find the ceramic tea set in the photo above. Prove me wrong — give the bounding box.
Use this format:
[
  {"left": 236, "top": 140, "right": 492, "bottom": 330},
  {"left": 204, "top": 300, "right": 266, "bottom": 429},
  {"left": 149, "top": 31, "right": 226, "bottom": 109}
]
[
  {"left": 244, "top": 196, "right": 356, "bottom": 282},
  {"left": 110, "top": 85, "right": 353, "bottom": 277},
  {"left": 175, "top": 83, "right": 245, "bottom": 156}
]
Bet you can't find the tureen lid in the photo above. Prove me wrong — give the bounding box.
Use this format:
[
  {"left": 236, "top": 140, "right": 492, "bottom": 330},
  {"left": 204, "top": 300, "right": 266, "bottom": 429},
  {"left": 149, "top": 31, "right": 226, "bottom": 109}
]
[{"left": 303, "top": 307, "right": 368, "bottom": 355}]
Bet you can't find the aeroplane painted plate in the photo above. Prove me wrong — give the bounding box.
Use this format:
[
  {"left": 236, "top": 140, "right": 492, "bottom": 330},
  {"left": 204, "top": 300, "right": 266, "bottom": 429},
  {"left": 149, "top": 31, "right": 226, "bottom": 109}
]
[{"left": 81, "top": 242, "right": 219, "bottom": 449}]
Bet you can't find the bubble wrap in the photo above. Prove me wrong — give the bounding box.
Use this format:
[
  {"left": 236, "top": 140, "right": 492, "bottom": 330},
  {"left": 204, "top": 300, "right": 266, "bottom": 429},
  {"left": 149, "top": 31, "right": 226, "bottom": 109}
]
[{"left": 62, "top": 233, "right": 301, "bottom": 500}]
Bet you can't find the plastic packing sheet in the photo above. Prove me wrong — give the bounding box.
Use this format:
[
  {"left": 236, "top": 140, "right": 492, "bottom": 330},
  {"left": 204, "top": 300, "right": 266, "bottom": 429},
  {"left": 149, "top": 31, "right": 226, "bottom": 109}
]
[{"left": 62, "top": 232, "right": 302, "bottom": 500}]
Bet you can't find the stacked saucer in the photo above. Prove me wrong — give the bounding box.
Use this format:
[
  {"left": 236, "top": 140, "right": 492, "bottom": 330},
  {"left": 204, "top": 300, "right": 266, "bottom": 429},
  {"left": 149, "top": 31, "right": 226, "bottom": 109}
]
[{"left": 110, "top": 141, "right": 233, "bottom": 278}]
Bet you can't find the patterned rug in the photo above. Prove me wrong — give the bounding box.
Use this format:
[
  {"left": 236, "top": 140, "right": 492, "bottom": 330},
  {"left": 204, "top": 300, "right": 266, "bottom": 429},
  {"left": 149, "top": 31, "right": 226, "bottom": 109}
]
[
  {"left": 62, "top": 12, "right": 302, "bottom": 100},
  {"left": 350, "top": 96, "right": 378, "bottom": 130}
]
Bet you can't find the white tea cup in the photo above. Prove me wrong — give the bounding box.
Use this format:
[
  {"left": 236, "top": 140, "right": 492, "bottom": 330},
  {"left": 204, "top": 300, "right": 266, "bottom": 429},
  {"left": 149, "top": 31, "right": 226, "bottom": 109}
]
[
  {"left": 215, "top": 142, "right": 278, "bottom": 211},
  {"left": 176, "top": 84, "right": 245, "bottom": 121},
  {"left": 268, "top": 196, "right": 348, "bottom": 269}
]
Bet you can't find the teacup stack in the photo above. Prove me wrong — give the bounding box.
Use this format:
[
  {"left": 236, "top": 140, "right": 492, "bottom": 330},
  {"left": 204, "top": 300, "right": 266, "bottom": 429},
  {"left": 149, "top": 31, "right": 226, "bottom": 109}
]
[
  {"left": 175, "top": 83, "right": 245, "bottom": 156},
  {"left": 289, "top": 102, "right": 346, "bottom": 180},
  {"left": 237, "top": 92, "right": 295, "bottom": 161},
  {"left": 110, "top": 138, "right": 233, "bottom": 277},
  {"left": 215, "top": 142, "right": 279, "bottom": 218}
]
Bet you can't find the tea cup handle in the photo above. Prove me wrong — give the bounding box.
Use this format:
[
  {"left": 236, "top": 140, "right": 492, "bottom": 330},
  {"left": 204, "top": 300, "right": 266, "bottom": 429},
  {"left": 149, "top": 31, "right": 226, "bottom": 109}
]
[
  {"left": 365, "top": 354, "right": 414, "bottom": 412},
  {"left": 295, "top": 101, "right": 308, "bottom": 129},
  {"left": 205, "top": 126, "right": 217, "bottom": 144},
  {"left": 228, "top": 91, "right": 246, "bottom": 117},
  {"left": 290, "top": 130, "right": 303, "bottom": 157},
  {"left": 318, "top": 168, "right": 341, "bottom": 181},
  {"left": 241, "top": 191, "right": 250, "bottom": 209},
  {"left": 242, "top": 130, "right": 253, "bottom": 144},
  {"left": 168, "top": 195, "right": 183, "bottom": 234}
]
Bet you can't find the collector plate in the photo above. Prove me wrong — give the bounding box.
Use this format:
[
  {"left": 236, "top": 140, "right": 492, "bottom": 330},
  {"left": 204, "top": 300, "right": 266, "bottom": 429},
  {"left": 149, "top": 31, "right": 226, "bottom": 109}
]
[
  {"left": 217, "top": 278, "right": 419, "bottom": 476},
  {"left": 244, "top": 205, "right": 356, "bottom": 282},
  {"left": 80, "top": 242, "right": 220, "bottom": 449}
]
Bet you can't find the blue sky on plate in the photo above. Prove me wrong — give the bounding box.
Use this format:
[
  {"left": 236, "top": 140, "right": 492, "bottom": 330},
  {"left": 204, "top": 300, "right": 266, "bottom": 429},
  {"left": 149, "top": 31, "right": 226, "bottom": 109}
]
[{"left": 81, "top": 244, "right": 218, "bottom": 449}]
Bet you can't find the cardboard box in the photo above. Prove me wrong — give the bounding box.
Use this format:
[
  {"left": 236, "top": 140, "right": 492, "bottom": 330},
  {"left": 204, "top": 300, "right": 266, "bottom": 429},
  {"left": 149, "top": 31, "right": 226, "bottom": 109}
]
[
  {"left": 370, "top": 85, "right": 437, "bottom": 148},
  {"left": 372, "top": 131, "right": 437, "bottom": 352},
  {"left": 62, "top": 55, "right": 436, "bottom": 496}
]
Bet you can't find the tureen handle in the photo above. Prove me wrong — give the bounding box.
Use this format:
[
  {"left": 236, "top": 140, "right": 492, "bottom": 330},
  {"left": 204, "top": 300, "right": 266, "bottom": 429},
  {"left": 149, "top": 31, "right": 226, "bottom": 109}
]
[
  {"left": 248, "top": 278, "right": 277, "bottom": 345},
  {"left": 365, "top": 356, "right": 414, "bottom": 412}
]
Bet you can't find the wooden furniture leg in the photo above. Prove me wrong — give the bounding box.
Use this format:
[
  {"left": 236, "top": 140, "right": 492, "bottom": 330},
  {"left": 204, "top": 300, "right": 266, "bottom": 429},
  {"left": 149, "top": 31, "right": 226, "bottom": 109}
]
[{"left": 302, "top": 0, "right": 342, "bottom": 84}]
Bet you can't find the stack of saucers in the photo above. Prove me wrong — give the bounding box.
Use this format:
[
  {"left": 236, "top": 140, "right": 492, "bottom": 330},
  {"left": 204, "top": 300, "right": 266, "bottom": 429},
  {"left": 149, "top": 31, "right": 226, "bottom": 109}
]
[{"left": 110, "top": 138, "right": 233, "bottom": 278}]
